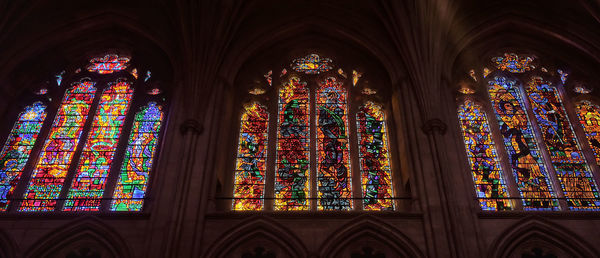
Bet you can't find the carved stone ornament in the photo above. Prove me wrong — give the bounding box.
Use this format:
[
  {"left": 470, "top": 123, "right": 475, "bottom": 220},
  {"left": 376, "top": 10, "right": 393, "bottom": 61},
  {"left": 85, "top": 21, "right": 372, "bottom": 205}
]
[{"left": 422, "top": 118, "right": 447, "bottom": 135}]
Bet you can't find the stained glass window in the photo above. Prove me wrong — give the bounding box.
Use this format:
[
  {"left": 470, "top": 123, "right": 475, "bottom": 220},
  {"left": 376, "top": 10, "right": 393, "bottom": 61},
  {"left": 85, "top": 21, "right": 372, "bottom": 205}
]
[
  {"left": 356, "top": 102, "right": 394, "bottom": 210},
  {"left": 237, "top": 54, "right": 396, "bottom": 211},
  {"left": 492, "top": 53, "right": 535, "bottom": 73},
  {"left": 291, "top": 54, "right": 333, "bottom": 74},
  {"left": 457, "top": 99, "right": 511, "bottom": 210},
  {"left": 232, "top": 103, "right": 269, "bottom": 211},
  {"left": 526, "top": 77, "right": 600, "bottom": 210},
  {"left": 21, "top": 79, "right": 97, "bottom": 211},
  {"left": 275, "top": 77, "right": 310, "bottom": 210},
  {"left": 575, "top": 100, "right": 600, "bottom": 164},
  {"left": 111, "top": 102, "right": 164, "bottom": 211},
  {"left": 87, "top": 54, "right": 130, "bottom": 74},
  {"left": 63, "top": 80, "right": 134, "bottom": 211},
  {"left": 0, "top": 53, "right": 167, "bottom": 213},
  {"left": 316, "top": 77, "right": 352, "bottom": 210},
  {"left": 0, "top": 102, "right": 47, "bottom": 211},
  {"left": 487, "top": 77, "right": 557, "bottom": 210}
]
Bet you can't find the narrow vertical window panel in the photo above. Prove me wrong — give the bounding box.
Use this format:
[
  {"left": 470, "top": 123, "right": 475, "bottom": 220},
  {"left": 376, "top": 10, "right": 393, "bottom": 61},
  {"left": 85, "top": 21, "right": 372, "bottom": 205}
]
[
  {"left": 526, "top": 77, "right": 600, "bottom": 210},
  {"left": 316, "top": 77, "right": 352, "bottom": 210},
  {"left": 0, "top": 102, "right": 47, "bottom": 211},
  {"left": 110, "top": 102, "right": 164, "bottom": 211},
  {"left": 575, "top": 100, "right": 600, "bottom": 165},
  {"left": 275, "top": 77, "right": 310, "bottom": 211},
  {"left": 488, "top": 77, "right": 558, "bottom": 210},
  {"left": 356, "top": 102, "right": 394, "bottom": 210},
  {"left": 458, "top": 99, "right": 512, "bottom": 210},
  {"left": 63, "top": 80, "right": 134, "bottom": 211},
  {"left": 21, "top": 80, "right": 97, "bottom": 211},
  {"left": 232, "top": 103, "right": 269, "bottom": 211}
]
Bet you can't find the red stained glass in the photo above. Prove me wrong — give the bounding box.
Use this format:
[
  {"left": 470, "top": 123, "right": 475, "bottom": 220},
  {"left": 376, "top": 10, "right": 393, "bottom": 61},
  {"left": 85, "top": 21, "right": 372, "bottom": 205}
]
[
  {"left": 575, "top": 100, "right": 600, "bottom": 164},
  {"left": 63, "top": 80, "right": 134, "bottom": 211},
  {"left": 316, "top": 77, "right": 352, "bottom": 210},
  {"left": 232, "top": 103, "right": 269, "bottom": 210},
  {"left": 21, "top": 79, "right": 97, "bottom": 211},
  {"left": 87, "top": 54, "right": 130, "bottom": 74},
  {"left": 275, "top": 77, "right": 310, "bottom": 210}
]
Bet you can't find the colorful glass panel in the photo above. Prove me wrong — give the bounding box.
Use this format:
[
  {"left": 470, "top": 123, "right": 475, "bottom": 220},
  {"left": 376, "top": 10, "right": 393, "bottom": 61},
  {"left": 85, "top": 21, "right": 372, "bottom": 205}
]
[
  {"left": 483, "top": 67, "right": 491, "bottom": 78},
  {"left": 352, "top": 70, "right": 362, "bottom": 86},
  {"left": 275, "top": 77, "right": 310, "bottom": 210},
  {"left": 21, "top": 80, "right": 96, "bottom": 211},
  {"left": 469, "top": 69, "right": 477, "bottom": 81},
  {"left": 264, "top": 70, "right": 273, "bottom": 86},
  {"left": 492, "top": 53, "right": 535, "bottom": 73},
  {"left": 356, "top": 102, "right": 394, "bottom": 210},
  {"left": 575, "top": 100, "right": 600, "bottom": 164},
  {"left": 526, "top": 77, "right": 600, "bottom": 210},
  {"left": 458, "top": 99, "right": 512, "bottom": 210},
  {"left": 291, "top": 54, "right": 333, "bottom": 74},
  {"left": 488, "top": 77, "right": 557, "bottom": 210},
  {"left": 63, "top": 80, "right": 134, "bottom": 211},
  {"left": 557, "top": 69, "right": 568, "bottom": 84},
  {"left": 232, "top": 103, "right": 269, "bottom": 211},
  {"left": 87, "top": 54, "right": 130, "bottom": 74},
  {"left": 316, "top": 77, "right": 352, "bottom": 210},
  {"left": 110, "top": 102, "right": 164, "bottom": 211},
  {"left": 0, "top": 102, "right": 47, "bottom": 211}
]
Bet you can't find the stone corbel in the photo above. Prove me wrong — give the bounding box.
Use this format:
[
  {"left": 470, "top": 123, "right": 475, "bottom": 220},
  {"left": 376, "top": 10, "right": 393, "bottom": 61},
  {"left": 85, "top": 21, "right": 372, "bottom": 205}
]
[
  {"left": 422, "top": 118, "right": 447, "bottom": 135},
  {"left": 179, "top": 119, "right": 203, "bottom": 135}
]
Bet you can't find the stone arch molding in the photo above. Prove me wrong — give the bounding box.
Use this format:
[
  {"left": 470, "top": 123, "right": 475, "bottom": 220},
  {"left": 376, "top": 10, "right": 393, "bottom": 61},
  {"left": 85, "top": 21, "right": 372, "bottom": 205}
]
[
  {"left": 25, "top": 216, "right": 132, "bottom": 258},
  {"left": 488, "top": 216, "right": 598, "bottom": 258},
  {"left": 319, "top": 216, "right": 424, "bottom": 258},
  {"left": 204, "top": 216, "right": 309, "bottom": 258}
]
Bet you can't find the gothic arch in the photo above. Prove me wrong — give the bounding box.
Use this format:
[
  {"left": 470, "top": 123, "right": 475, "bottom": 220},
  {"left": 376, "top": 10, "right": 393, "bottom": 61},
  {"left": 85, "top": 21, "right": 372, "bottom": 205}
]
[
  {"left": 24, "top": 217, "right": 132, "bottom": 258},
  {"left": 488, "top": 216, "right": 598, "bottom": 258},
  {"left": 0, "top": 10, "right": 174, "bottom": 99},
  {"left": 452, "top": 17, "right": 600, "bottom": 82},
  {"left": 203, "top": 216, "right": 309, "bottom": 258},
  {"left": 0, "top": 229, "right": 16, "bottom": 258},
  {"left": 319, "top": 215, "right": 424, "bottom": 258},
  {"left": 220, "top": 14, "right": 401, "bottom": 86}
]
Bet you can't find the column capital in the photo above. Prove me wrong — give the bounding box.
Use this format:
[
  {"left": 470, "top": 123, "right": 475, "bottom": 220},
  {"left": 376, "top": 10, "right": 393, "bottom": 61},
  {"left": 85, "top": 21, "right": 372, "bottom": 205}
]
[
  {"left": 422, "top": 118, "right": 447, "bottom": 135},
  {"left": 180, "top": 119, "right": 203, "bottom": 135}
]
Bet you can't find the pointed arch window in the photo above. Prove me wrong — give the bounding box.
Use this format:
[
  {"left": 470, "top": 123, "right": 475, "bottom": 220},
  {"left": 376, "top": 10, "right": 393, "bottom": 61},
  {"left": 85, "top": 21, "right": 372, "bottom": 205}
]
[
  {"left": 457, "top": 53, "right": 600, "bottom": 211},
  {"left": 232, "top": 53, "right": 397, "bottom": 211},
  {"left": 0, "top": 53, "right": 167, "bottom": 212}
]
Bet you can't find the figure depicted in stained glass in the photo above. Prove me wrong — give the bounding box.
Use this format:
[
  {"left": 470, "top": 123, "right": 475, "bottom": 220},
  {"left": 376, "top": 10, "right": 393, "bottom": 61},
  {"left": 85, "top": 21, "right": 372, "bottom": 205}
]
[
  {"left": 458, "top": 99, "right": 512, "bottom": 210},
  {"left": 575, "top": 100, "right": 600, "bottom": 164},
  {"left": 356, "top": 102, "right": 394, "bottom": 210},
  {"left": 0, "top": 102, "right": 47, "bottom": 211},
  {"left": 232, "top": 103, "right": 269, "bottom": 211},
  {"left": 64, "top": 80, "right": 134, "bottom": 211},
  {"left": 111, "top": 102, "right": 164, "bottom": 211},
  {"left": 291, "top": 54, "right": 333, "bottom": 74},
  {"left": 87, "top": 54, "right": 130, "bottom": 74},
  {"left": 526, "top": 77, "right": 600, "bottom": 210},
  {"left": 492, "top": 53, "right": 535, "bottom": 73},
  {"left": 21, "top": 79, "right": 97, "bottom": 211},
  {"left": 316, "top": 77, "right": 352, "bottom": 210},
  {"left": 488, "top": 77, "right": 557, "bottom": 210},
  {"left": 275, "top": 77, "right": 310, "bottom": 210}
]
